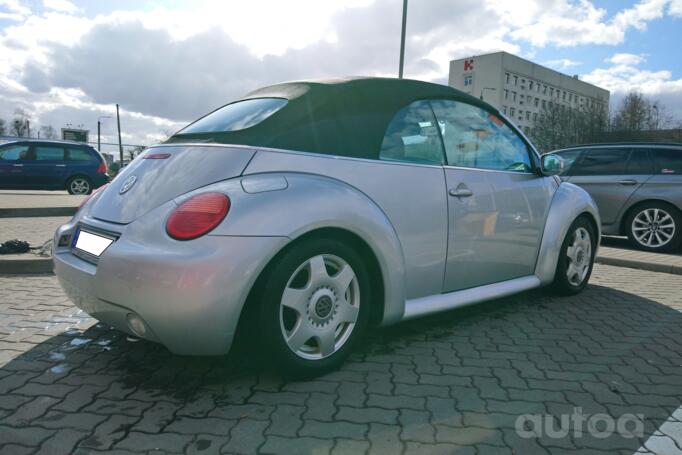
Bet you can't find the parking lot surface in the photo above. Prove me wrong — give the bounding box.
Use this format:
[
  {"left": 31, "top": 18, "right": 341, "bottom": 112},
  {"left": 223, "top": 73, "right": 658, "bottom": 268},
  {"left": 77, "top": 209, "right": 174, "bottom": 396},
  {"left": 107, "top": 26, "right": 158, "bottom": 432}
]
[{"left": 1, "top": 264, "right": 681, "bottom": 454}]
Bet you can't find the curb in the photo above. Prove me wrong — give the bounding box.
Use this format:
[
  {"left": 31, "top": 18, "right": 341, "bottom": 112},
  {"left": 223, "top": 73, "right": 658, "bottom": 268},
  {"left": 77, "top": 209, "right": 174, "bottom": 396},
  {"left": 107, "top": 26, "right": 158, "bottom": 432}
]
[
  {"left": 595, "top": 255, "right": 682, "bottom": 276},
  {"left": 0, "top": 207, "right": 77, "bottom": 218},
  {"left": 0, "top": 257, "right": 53, "bottom": 275}
]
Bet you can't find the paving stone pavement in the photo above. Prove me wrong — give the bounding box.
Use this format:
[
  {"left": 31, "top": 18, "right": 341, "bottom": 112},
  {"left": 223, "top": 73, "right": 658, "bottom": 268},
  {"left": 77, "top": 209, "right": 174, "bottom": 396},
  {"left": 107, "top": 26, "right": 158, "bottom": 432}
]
[
  {"left": 0, "top": 217, "right": 70, "bottom": 246},
  {"left": 1, "top": 264, "right": 682, "bottom": 454}
]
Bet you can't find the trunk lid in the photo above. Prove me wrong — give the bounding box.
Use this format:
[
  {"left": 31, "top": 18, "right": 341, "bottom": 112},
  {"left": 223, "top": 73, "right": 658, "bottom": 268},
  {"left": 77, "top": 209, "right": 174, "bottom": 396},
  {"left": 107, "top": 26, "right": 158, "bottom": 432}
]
[{"left": 90, "top": 145, "right": 255, "bottom": 224}]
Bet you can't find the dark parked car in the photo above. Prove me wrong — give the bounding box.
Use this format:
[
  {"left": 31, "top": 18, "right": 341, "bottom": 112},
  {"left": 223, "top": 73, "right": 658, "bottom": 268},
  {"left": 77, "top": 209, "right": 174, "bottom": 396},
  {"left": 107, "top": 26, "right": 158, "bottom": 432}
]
[
  {"left": 550, "top": 143, "right": 682, "bottom": 252},
  {"left": 0, "top": 139, "right": 108, "bottom": 194}
]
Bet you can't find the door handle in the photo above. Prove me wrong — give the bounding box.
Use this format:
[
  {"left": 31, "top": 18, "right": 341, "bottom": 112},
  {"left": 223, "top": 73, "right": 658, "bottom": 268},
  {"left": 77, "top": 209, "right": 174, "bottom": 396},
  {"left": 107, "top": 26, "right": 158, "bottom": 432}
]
[
  {"left": 449, "top": 187, "right": 473, "bottom": 198},
  {"left": 12, "top": 164, "right": 23, "bottom": 167},
  {"left": 618, "top": 179, "right": 637, "bottom": 186},
  {"left": 55, "top": 164, "right": 66, "bottom": 167}
]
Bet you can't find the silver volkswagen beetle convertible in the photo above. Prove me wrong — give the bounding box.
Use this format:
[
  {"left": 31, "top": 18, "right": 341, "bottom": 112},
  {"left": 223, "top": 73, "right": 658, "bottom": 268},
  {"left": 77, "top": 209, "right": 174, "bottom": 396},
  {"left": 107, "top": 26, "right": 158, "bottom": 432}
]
[{"left": 54, "top": 77, "right": 600, "bottom": 375}]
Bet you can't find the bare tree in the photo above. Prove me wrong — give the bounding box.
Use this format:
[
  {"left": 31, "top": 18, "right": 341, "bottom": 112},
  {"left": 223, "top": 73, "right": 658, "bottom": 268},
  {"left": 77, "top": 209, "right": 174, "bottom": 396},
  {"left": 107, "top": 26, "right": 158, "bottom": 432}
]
[
  {"left": 127, "top": 145, "right": 146, "bottom": 161},
  {"left": 0, "top": 118, "right": 6, "bottom": 136},
  {"left": 10, "top": 109, "right": 30, "bottom": 137},
  {"left": 39, "top": 125, "right": 58, "bottom": 139},
  {"left": 610, "top": 91, "right": 674, "bottom": 132},
  {"left": 530, "top": 100, "right": 608, "bottom": 153}
]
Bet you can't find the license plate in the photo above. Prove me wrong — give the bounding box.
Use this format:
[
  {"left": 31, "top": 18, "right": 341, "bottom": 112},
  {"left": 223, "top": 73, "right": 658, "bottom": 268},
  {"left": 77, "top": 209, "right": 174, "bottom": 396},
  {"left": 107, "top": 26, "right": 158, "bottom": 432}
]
[{"left": 73, "top": 229, "right": 114, "bottom": 257}]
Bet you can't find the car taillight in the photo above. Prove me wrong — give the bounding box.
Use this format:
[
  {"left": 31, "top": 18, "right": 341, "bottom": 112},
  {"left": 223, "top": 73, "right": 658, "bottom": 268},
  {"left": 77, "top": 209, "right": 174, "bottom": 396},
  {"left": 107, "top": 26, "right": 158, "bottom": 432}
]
[
  {"left": 96, "top": 161, "right": 107, "bottom": 174},
  {"left": 166, "top": 193, "right": 230, "bottom": 240},
  {"left": 78, "top": 184, "right": 109, "bottom": 210}
]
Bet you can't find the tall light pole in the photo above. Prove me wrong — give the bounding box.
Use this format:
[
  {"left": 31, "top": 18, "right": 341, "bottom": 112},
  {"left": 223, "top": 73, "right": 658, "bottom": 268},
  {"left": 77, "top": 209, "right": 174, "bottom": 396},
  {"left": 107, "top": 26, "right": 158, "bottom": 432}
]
[
  {"left": 116, "top": 104, "right": 123, "bottom": 166},
  {"left": 97, "top": 115, "right": 111, "bottom": 152},
  {"left": 398, "top": 0, "right": 408, "bottom": 78}
]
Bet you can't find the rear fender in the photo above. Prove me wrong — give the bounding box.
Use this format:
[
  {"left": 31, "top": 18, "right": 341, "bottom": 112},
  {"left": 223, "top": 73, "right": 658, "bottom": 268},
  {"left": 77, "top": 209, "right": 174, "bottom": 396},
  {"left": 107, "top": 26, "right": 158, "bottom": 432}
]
[{"left": 192, "top": 172, "right": 407, "bottom": 325}]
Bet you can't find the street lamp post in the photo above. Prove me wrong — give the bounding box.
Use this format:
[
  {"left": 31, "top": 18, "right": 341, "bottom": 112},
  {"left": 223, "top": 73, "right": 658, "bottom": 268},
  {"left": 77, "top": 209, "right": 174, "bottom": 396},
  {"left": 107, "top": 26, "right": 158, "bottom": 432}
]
[
  {"left": 97, "top": 115, "right": 111, "bottom": 152},
  {"left": 480, "top": 87, "right": 496, "bottom": 101},
  {"left": 398, "top": 0, "right": 408, "bottom": 79}
]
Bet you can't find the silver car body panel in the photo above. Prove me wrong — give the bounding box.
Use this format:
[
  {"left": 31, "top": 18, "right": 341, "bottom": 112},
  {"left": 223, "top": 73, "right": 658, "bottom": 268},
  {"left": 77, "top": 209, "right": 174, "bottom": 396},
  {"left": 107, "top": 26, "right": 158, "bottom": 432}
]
[{"left": 54, "top": 142, "right": 600, "bottom": 355}]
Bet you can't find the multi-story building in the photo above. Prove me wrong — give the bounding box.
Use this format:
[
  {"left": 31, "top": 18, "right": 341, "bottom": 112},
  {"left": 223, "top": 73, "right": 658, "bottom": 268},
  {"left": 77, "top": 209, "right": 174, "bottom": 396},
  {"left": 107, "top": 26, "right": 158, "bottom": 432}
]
[{"left": 448, "top": 51, "right": 610, "bottom": 134}]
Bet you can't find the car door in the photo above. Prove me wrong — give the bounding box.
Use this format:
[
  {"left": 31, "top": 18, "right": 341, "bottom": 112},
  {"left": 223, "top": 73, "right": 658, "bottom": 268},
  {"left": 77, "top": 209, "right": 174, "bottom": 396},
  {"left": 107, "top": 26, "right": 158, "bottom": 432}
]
[
  {"left": 565, "top": 148, "right": 651, "bottom": 225},
  {"left": 430, "top": 99, "right": 553, "bottom": 292},
  {"left": 0, "top": 143, "right": 31, "bottom": 187},
  {"left": 23, "top": 144, "right": 67, "bottom": 188}
]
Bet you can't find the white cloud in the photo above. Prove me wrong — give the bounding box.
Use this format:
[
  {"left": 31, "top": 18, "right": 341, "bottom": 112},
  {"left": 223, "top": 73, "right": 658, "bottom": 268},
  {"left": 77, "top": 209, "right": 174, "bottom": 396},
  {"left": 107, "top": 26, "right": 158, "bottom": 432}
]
[
  {"left": 669, "top": 0, "right": 682, "bottom": 15},
  {"left": 506, "top": 0, "right": 670, "bottom": 47},
  {"left": 608, "top": 53, "right": 646, "bottom": 65},
  {"left": 544, "top": 58, "right": 582, "bottom": 70},
  {"left": 43, "top": 0, "right": 79, "bottom": 14},
  {"left": 584, "top": 55, "right": 682, "bottom": 119},
  {"left": 0, "top": 0, "right": 30, "bottom": 21}
]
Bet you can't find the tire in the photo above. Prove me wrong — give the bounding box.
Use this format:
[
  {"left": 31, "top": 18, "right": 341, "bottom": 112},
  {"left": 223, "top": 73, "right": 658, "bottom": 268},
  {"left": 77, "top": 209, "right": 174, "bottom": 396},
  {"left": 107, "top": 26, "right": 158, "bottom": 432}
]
[
  {"left": 625, "top": 202, "right": 682, "bottom": 252},
  {"left": 551, "top": 216, "right": 596, "bottom": 295},
  {"left": 255, "top": 237, "right": 371, "bottom": 378},
  {"left": 66, "top": 176, "right": 92, "bottom": 195}
]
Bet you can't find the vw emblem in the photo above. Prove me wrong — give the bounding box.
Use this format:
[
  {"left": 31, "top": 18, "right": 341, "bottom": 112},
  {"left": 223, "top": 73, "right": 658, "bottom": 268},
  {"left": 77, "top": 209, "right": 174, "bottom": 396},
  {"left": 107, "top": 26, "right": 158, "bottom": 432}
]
[{"left": 119, "top": 175, "right": 137, "bottom": 194}]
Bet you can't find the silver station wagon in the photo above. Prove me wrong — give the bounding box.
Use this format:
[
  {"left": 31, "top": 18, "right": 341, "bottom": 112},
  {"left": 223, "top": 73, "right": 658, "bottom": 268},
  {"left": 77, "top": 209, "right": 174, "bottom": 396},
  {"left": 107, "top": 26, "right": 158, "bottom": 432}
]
[
  {"left": 54, "top": 78, "right": 600, "bottom": 376},
  {"left": 551, "top": 143, "right": 682, "bottom": 252}
]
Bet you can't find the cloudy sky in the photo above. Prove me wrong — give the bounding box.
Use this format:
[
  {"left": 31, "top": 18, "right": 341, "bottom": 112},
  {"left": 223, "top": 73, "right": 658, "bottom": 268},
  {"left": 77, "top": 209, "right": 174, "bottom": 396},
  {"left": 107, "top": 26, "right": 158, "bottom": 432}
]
[{"left": 1, "top": 0, "right": 681, "bottom": 153}]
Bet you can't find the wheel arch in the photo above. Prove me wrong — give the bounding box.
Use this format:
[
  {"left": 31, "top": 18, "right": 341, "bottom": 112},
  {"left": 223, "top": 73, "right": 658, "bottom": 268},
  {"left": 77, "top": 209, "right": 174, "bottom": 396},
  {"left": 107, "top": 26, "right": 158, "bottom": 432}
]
[{"left": 535, "top": 182, "right": 601, "bottom": 285}]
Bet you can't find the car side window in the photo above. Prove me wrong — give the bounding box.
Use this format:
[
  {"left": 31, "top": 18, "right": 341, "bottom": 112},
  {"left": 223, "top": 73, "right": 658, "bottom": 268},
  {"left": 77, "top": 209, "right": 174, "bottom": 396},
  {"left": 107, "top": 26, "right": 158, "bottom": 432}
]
[
  {"left": 67, "top": 148, "right": 93, "bottom": 161},
  {"left": 0, "top": 144, "right": 30, "bottom": 160},
  {"left": 653, "top": 148, "right": 682, "bottom": 174},
  {"left": 34, "top": 146, "right": 65, "bottom": 161},
  {"left": 554, "top": 149, "right": 582, "bottom": 174},
  {"left": 626, "top": 148, "right": 654, "bottom": 175},
  {"left": 430, "top": 99, "right": 532, "bottom": 172},
  {"left": 379, "top": 100, "right": 445, "bottom": 165},
  {"left": 570, "top": 148, "right": 628, "bottom": 176}
]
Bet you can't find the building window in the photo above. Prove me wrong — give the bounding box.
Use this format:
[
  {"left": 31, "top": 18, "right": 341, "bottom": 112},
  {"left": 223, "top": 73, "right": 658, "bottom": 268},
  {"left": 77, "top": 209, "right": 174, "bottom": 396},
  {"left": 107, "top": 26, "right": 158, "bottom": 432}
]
[
  {"left": 505, "top": 72, "right": 510, "bottom": 84},
  {"left": 502, "top": 106, "right": 507, "bottom": 114},
  {"left": 534, "top": 98, "right": 539, "bottom": 107},
  {"left": 542, "top": 85, "right": 547, "bottom": 94},
  {"left": 464, "top": 75, "right": 473, "bottom": 87},
  {"left": 532, "top": 112, "right": 538, "bottom": 122},
  {"left": 562, "top": 91, "right": 566, "bottom": 101},
  {"left": 549, "top": 87, "right": 554, "bottom": 97},
  {"left": 541, "top": 100, "right": 546, "bottom": 109},
  {"left": 513, "top": 75, "right": 518, "bottom": 86},
  {"left": 510, "top": 107, "right": 515, "bottom": 116},
  {"left": 526, "top": 111, "right": 530, "bottom": 121},
  {"left": 512, "top": 91, "right": 517, "bottom": 102},
  {"left": 529, "top": 81, "right": 534, "bottom": 91},
  {"left": 504, "top": 89, "right": 509, "bottom": 100},
  {"left": 519, "top": 94, "right": 524, "bottom": 105}
]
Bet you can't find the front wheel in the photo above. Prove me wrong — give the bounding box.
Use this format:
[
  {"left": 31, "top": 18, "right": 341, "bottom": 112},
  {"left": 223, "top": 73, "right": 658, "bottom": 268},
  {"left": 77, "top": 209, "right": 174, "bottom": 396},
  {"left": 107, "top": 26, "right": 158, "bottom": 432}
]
[
  {"left": 625, "top": 202, "right": 682, "bottom": 252},
  {"left": 66, "top": 176, "right": 92, "bottom": 195},
  {"left": 256, "top": 238, "right": 370, "bottom": 377},
  {"left": 551, "top": 216, "right": 596, "bottom": 295}
]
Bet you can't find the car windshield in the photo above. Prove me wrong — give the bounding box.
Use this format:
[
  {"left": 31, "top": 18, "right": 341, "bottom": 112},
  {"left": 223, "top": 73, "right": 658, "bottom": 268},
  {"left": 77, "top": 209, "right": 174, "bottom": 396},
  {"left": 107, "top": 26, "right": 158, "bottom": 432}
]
[{"left": 179, "top": 98, "right": 288, "bottom": 134}]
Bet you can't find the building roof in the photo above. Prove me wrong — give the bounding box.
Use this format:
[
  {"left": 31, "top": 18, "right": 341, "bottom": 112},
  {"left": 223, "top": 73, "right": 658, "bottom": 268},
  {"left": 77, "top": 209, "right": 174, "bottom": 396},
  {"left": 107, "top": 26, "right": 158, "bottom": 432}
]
[{"left": 167, "top": 77, "right": 497, "bottom": 159}]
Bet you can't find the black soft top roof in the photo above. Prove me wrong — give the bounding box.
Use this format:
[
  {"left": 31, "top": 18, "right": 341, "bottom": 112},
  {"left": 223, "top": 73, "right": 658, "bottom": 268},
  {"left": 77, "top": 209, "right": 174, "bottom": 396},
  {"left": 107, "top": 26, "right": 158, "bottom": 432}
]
[{"left": 167, "top": 77, "right": 499, "bottom": 159}]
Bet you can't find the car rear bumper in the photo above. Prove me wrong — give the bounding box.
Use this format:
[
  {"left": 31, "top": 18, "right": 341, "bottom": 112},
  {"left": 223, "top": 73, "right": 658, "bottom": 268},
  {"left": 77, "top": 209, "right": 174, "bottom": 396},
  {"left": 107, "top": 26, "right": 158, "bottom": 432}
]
[{"left": 53, "top": 217, "right": 288, "bottom": 356}]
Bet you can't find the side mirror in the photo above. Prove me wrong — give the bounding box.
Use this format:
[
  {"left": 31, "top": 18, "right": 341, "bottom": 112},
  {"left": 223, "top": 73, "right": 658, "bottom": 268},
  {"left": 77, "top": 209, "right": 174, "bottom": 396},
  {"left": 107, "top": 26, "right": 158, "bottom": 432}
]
[{"left": 541, "top": 154, "right": 565, "bottom": 176}]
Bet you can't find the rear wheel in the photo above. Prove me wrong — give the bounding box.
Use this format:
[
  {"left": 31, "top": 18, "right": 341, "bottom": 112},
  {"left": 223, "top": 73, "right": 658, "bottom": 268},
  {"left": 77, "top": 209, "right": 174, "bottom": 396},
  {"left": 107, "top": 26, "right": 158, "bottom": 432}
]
[
  {"left": 67, "top": 176, "right": 92, "bottom": 195},
  {"left": 625, "top": 202, "right": 681, "bottom": 252},
  {"left": 551, "top": 216, "right": 596, "bottom": 295},
  {"left": 256, "top": 238, "right": 370, "bottom": 377}
]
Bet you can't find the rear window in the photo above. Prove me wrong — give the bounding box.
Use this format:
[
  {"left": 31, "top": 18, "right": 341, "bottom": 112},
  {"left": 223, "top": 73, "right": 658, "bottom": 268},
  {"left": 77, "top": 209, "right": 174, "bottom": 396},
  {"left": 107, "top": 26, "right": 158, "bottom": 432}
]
[
  {"left": 68, "top": 148, "right": 94, "bottom": 161},
  {"left": 653, "top": 148, "right": 682, "bottom": 174},
  {"left": 179, "top": 98, "right": 288, "bottom": 134},
  {"left": 554, "top": 149, "right": 582, "bottom": 173}
]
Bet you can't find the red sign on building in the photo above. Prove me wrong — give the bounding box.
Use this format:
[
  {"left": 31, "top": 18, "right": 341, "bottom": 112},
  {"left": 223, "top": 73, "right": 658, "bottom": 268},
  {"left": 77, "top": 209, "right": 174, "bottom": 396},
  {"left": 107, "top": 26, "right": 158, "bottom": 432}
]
[{"left": 464, "top": 58, "right": 474, "bottom": 71}]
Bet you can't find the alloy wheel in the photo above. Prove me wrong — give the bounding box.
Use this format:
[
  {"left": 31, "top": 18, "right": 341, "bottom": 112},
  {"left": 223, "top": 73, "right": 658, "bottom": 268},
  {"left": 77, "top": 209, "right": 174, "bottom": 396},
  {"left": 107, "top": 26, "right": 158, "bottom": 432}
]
[
  {"left": 279, "top": 254, "right": 360, "bottom": 360},
  {"left": 631, "top": 208, "right": 675, "bottom": 248},
  {"left": 566, "top": 227, "right": 592, "bottom": 287},
  {"left": 69, "top": 178, "right": 91, "bottom": 195}
]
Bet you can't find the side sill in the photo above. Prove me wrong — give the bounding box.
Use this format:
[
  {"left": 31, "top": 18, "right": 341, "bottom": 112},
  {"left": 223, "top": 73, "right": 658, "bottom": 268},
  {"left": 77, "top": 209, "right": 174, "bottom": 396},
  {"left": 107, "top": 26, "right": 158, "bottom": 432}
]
[{"left": 402, "top": 275, "right": 541, "bottom": 320}]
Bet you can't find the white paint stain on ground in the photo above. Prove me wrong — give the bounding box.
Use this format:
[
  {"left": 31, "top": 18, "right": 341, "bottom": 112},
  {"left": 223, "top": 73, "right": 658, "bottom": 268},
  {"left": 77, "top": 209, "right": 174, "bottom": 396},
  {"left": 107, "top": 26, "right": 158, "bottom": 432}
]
[{"left": 636, "top": 406, "right": 682, "bottom": 454}]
